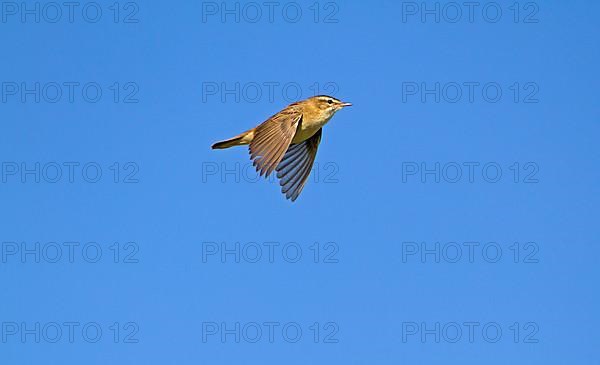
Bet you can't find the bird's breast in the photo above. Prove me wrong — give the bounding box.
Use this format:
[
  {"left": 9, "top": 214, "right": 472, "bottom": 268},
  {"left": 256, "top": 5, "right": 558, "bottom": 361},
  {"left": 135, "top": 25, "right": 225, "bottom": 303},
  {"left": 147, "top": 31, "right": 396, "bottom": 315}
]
[{"left": 292, "top": 114, "right": 332, "bottom": 143}]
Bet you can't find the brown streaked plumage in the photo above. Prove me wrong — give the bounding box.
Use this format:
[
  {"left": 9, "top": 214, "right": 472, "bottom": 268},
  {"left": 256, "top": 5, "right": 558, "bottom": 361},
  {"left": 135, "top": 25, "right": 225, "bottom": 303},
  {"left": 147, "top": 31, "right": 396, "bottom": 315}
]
[{"left": 212, "top": 95, "right": 352, "bottom": 201}]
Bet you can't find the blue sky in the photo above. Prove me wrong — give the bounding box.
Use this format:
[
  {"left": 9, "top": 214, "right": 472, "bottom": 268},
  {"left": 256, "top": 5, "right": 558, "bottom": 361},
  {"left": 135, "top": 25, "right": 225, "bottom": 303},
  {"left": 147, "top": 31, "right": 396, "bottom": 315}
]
[{"left": 1, "top": 0, "right": 599, "bottom": 363}]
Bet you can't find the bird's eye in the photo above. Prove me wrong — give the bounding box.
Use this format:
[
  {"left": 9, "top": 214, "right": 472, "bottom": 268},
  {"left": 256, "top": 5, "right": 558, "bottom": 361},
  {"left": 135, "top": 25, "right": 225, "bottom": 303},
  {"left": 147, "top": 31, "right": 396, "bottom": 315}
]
[{"left": 327, "top": 99, "right": 333, "bottom": 104}]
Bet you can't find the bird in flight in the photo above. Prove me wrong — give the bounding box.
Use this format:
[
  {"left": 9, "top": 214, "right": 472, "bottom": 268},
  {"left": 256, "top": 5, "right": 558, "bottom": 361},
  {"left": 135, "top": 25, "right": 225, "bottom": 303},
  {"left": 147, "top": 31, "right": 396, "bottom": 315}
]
[{"left": 212, "top": 95, "right": 352, "bottom": 201}]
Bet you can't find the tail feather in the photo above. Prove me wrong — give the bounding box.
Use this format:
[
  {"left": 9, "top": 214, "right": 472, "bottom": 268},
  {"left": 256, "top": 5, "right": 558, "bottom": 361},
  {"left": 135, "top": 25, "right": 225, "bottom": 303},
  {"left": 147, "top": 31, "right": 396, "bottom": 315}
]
[
  {"left": 211, "top": 130, "right": 254, "bottom": 149},
  {"left": 212, "top": 136, "right": 244, "bottom": 149}
]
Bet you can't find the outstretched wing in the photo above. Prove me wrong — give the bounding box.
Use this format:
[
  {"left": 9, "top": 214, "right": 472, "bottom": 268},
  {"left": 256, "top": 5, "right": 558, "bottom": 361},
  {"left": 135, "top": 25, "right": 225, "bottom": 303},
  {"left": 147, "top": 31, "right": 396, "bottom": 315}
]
[
  {"left": 276, "top": 128, "right": 322, "bottom": 202},
  {"left": 249, "top": 108, "right": 302, "bottom": 177}
]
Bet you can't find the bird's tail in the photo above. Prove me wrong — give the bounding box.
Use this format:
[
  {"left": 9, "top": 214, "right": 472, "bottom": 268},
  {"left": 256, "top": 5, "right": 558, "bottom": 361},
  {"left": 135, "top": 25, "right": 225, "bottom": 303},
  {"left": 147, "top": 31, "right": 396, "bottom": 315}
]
[{"left": 211, "top": 130, "right": 254, "bottom": 149}]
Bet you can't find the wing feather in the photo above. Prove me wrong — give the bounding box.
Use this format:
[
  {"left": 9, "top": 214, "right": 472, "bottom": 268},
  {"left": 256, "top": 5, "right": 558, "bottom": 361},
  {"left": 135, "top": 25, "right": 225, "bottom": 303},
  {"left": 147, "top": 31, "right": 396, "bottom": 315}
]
[
  {"left": 249, "top": 107, "right": 302, "bottom": 177},
  {"left": 276, "top": 129, "right": 322, "bottom": 201}
]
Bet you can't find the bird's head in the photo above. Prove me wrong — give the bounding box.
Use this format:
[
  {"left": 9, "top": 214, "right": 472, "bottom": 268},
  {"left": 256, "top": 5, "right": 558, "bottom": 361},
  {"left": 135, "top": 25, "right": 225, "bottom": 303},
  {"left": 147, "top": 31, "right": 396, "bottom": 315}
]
[
  {"left": 302, "top": 95, "right": 352, "bottom": 119},
  {"left": 313, "top": 95, "right": 352, "bottom": 111}
]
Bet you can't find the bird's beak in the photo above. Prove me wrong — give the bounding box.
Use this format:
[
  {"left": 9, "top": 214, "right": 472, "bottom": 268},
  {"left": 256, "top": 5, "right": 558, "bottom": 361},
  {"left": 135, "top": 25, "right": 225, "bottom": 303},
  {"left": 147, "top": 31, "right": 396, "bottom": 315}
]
[{"left": 339, "top": 102, "right": 352, "bottom": 107}]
